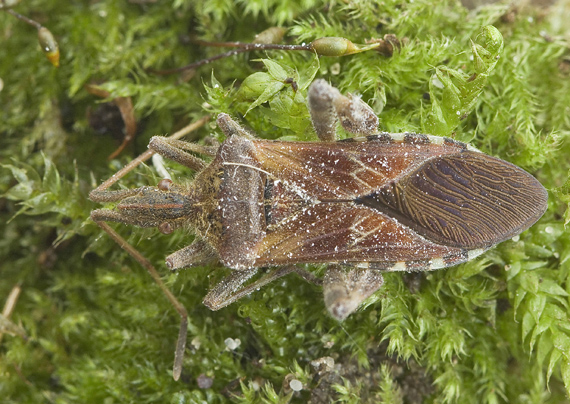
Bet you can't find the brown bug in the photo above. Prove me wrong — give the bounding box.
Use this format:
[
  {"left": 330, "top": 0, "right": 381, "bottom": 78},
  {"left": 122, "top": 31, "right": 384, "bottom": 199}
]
[{"left": 90, "top": 80, "right": 547, "bottom": 379}]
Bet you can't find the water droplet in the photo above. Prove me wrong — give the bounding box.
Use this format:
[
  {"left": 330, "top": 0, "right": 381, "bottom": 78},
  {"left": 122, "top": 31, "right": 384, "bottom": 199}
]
[{"left": 289, "top": 379, "right": 303, "bottom": 391}]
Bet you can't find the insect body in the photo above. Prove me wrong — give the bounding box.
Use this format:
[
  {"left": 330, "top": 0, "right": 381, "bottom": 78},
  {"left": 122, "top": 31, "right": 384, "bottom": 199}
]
[
  {"left": 181, "top": 131, "right": 543, "bottom": 269},
  {"left": 90, "top": 80, "right": 547, "bottom": 378}
]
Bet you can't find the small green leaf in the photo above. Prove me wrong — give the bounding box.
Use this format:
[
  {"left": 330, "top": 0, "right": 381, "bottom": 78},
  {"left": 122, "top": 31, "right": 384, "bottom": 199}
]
[
  {"left": 298, "top": 55, "right": 319, "bottom": 91},
  {"left": 3, "top": 179, "right": 34, "bottom": 201},
  {"left": 543, "top": 304, "right": 568, "bottom": 321},
  {"left": 519, "top": 271, "right": 539, "bottom": 294},
  {"left": 521, "top": 310, "right": 535, "bottom": 342},
  {"left": 561, "top": 360, "right": 570, "bottom": 394},
  {"left": 529, "top": 314, "right": 552, "bottom": 351},
  {"left": 42, "top": 154, "right": 61, "bottom": 195},
  {"left": 513, "top": 288, "right": 527, "bottom": 315},
  {"left": 528, "top": 293, "right": 546, "bottom": 323},
  {"left": 547, "top": 348, "right": 562, "bottom": 384},
  {"left": 239, "top": 72, "right": 273, "bottom": 99},
  {"left": 553, "top": 332, "right": 570, "bottom": 360},
  {"left": 259, "top": 58, "right": 294, "bottom": 81},
  {"left": 238, "top": 69, "right": 287, "bottom": 115},
  {"left": 506, "top": 261, "right": 521, "bottom": 281},
  {"left": 536, "top": 332, "right": 553, "bottom": 367},
  {"left": 538, "top": 279, "right": 569, "bottom": 296}
]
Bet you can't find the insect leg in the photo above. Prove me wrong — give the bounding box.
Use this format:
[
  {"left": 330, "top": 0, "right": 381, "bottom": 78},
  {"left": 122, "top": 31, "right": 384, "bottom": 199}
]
[
  {"left": 152, "top": 137, "right": 217, "bottom": 157},
  {"left": 92, "top": 220, "right": 188, "bottom": 381},
  {"left": 89, "top": 116, "right": 210, "bottom": 199},
  {"left": 148, "top": 137, "right": 207, "bottom": 171},
  {"left": 291, "top": 266, "right": 323, "bottom": 286},
  {"left": 307, "top": 79, "right": 379, "bottom": 141},
  {"left": 307, "top": 79, "right": 341, "bottom": 141},
  {"left": 323, "top": 264, "right": 384, "bottom": 321},
  {"left": 165, "top": 240, "right": 217, "bottom": 271},
  {"left": 87, "top": 117, "right": 211, "bottom": 381},
  {"left": 148, "top": 134, "right": 222, "bottom": 171},
  {"left": 216, "top": 113, "right": 255, "bottom": 139},
  {"left": 203, "top": 266, "right": 297, "bottom": 310}
]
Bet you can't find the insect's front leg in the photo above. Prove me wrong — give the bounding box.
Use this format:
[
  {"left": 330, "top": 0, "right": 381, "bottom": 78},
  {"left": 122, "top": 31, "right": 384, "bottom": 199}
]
[
  {"left": 91, "top": 220, "right": 188, "bottom": 381},
  {"left": 89, "top": 116, "right": 211, "bottom": 199},
  {"left": 87, "top": 117, "right": 212, "bottom": 381},
  {"left": 216, "top": 113, "right": 256, "bottom": 139},
  {"left": 307, "top": 79, "right": 379, "bottom": 141},
  {"left": 323, "top": 264, "right": 384, "bottom": 321},
  {"left": 148, "top": 136, "right": 218, "bottom": 171}
]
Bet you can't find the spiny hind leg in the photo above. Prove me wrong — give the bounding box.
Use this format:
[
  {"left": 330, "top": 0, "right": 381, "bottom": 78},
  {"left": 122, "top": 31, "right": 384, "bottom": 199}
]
[
  {"left": 307, "top": 79, "right": 379, "bottom": 142},
  {"left": 202, "top": 261, "right": 386, "bottom": 321},
  {"left": 203, "top": 266, "right": 301, "bottom": 310},
  {"left": 323, "top": 264, "right": 384, "bottom": 321}
]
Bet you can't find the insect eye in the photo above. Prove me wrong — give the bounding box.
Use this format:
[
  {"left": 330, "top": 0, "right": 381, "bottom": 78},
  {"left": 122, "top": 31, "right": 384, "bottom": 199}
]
[
  {"left": 158, "top": 178, "right": 173, "bottom": 191},
  {"left": 159, "top": 222, "right": 173, "bottom": 234}
]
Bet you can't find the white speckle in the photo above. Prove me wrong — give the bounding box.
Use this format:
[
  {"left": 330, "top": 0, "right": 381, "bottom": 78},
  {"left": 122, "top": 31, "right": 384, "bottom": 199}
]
[
  {"left": 251, "top": 379, "right": 261, "bottom": 391},
  {"left": 432, "top": 76, "right": 444, "bottom": 89},
  {"left": 330, "top": 62, "right": 341, "bottom": 75},
  {"left": 224, "top": 337, "right": 241, "bottom": 350},
  {"left": 289, "top": 379, "right": 303, "bottom": 391},
  {"left": 0, "top": 78, "right": 3, "bottom": 92},
  {"left": 511, "top": 235, "right": 520, "bottom": 242},
  {"left": 191, "top": 336, "right": 201, "bottom": 349},
  {"left": 310, "top": 356, "right": 335, "bottom": 372},
  {"left": 545, "top": 226, "right": 554, "bottom": 234}
]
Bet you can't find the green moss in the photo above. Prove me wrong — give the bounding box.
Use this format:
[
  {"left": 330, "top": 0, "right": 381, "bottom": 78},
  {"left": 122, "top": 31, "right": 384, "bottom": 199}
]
[{"left": 2, "top": 0, "right": 570, "bottom": 403}]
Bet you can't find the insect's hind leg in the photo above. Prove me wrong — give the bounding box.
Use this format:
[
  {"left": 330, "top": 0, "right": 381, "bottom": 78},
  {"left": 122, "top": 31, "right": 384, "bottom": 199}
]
[
  {"left": 307, "top": 79, "right": 379, "bottom": 142},
  {"left": 323, "top": 264, "right": 384, "bottom": 321},
  {"left": 203, "top": 265, "right": 299, "bottom": 310}
]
